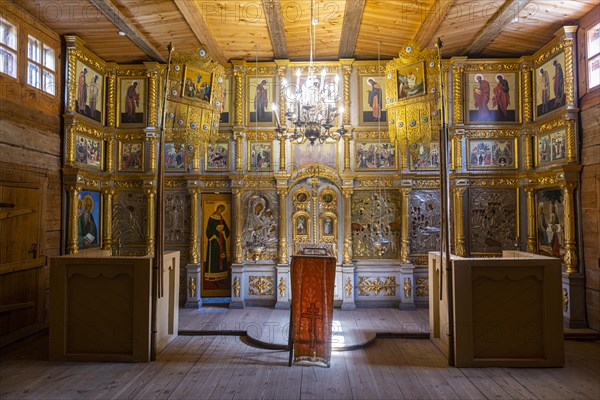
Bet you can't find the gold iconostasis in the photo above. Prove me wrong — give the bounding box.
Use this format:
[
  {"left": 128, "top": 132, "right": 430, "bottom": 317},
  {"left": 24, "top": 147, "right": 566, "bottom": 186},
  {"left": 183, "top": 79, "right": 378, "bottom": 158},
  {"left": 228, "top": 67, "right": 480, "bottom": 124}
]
[{"left": 62, "top": 27, "right": 582, "bottom": 321}]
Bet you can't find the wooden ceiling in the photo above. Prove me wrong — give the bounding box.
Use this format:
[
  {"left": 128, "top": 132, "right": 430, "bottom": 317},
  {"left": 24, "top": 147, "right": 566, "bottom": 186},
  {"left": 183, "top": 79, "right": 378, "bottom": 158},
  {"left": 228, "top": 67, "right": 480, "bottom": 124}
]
[{"left": 11, "top": 0, "right": 599, "bottom": 65}]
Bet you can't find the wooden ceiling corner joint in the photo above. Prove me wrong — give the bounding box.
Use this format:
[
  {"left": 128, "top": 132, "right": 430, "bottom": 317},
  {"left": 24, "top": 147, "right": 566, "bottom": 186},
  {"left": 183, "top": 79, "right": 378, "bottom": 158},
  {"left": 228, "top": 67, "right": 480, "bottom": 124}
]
[
  {"left": 338, "top": 0, "right": 366, "bottom": 58},
  {"left": 413, "top": 0, "right": 457, "bottom": 50},
  {"left": 262, "top": 0, "right": 288, "bottom": 59},
  {"left": 88, "top": 0, "right": 166, "bottom": 62},
  {"left": 463, "top": 0, "right": 532, "bottom": 56},
  {"left": 173, "top": 0, "right": 227, "bottom": 65}
]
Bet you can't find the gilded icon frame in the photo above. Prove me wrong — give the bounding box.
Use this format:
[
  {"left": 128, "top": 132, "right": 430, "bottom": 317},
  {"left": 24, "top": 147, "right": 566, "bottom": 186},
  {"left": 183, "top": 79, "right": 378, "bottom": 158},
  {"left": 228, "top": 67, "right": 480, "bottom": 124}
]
[{"left": 118, "top": 140, "right": 144, "bottom": 171}]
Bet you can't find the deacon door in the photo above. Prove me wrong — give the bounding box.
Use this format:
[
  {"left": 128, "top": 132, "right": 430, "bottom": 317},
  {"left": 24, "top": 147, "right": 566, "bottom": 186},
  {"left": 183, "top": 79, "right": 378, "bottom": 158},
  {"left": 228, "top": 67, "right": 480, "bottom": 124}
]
[{"left": 290, "top": 177, "right": 340, "bottom": 257}]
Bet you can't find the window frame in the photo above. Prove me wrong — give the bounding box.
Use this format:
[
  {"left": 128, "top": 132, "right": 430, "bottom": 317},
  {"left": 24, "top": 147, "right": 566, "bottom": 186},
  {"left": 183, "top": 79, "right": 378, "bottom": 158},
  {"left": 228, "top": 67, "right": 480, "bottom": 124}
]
[
  {"left": 0, "top": 16, "right": 18, "bottom": 79},
  {"left": 26, "top": 34, "right": 56, "bottom": 95},
  {"left": 586, "top": 22, "right": 600, "bottom": 90}
]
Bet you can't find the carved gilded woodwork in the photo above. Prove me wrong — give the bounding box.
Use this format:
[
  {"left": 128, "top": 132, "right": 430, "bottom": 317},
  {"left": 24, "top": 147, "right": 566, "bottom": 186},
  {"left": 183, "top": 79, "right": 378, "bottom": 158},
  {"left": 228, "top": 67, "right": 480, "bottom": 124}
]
[
  {"left": 188, "top": 188, "right": 200, "bottom": 263},
  {"left": 340, "top": 59, "right": 353, "bottom": 126},
  {"left": 453, "top": 64, "right": 464, "bottom": 124},
  {"left": 67, "top": 185, "right": 79, "bottom": 254},
  {"left": 232, "top": 189, "right": 243, "bottom": 263},
  {"left": 403, "top": 278, "right": 412, "bottom": 298},
  {"left": 249, "top": 276, "right": 274, "bottom": 296},
  {"left": 342, "top": 187, "right": 354, "bottom": 264},
  {"left": 415, "top": 276, "right": 428, "bottom": 297},
  {"left": 400, "top": 188, "right": 411, "bottom": 263},
  {"left": 278, "top": 277, "right": 286, "bottom": 298},
  {"left": 101, "top": 188, "right": 115, "bottom": 251},
  {"left": 521, "top": 58, "right": 534, "bottom": 123},
  {"left": 242, "top": 191, "right": 278, "bottom": 261},
  {"left": 277, "top": 188, "right": 288, "bottom": 263},
  {"left": 344, "top": 277, "right": 353, "bottom": 298},
  {"left": 351, "top": 190, "right": 401, "bottom": 259},
  {"left": 469, "top": 188, "right": 518, "bottom": 254},
  {"left": 357, "top": 276, "right": 398, "bottom": 296},
  {"left": 560, "top": 181, "right": 578, "bottom": 273},
  {"left": 452, "top": 187, "right": 467, "bottom": 256},
  {"left": 188, "top": 277, "right": 196, "bottom": 298},
  {"left": 525, "top": 186, "right": 537, "bottom": 253},
  {"left": 343, "top": 136, "right": 351, "bottom": 171},
  {"left": 409, "top": 190, "right": 441, "bottom": 256},
  {"left": 105, "top": 64, "right": 117, "bottom": 127},
  {"left": 233, "top": 276, "right": 241, "bottom": 297}
]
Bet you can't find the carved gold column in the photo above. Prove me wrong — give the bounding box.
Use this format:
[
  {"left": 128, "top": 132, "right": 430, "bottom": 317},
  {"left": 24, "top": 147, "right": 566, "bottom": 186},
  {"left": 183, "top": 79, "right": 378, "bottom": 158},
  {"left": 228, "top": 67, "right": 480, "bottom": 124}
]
[
  {"left": 525, "top": 186, "right": 537, "bottom": 254},
  {"left": 453, "top": 186, "right": 466, "bottom": 256},
  {"left": 452, "top": 129, "right": 463, "bottom": 170},
  {"left": 149, "top": 136, "right": 157, "bottom": 173},
  {"left": 342, "top": 187, "right": 354, "bottom": 264},
  {"left": 562, "top": 27, "right": 577, "bottom": 109},
  {"left": 521, "top": 59, "right": 533, "bottom": 123},
  {"left": 192, "top": 146, "right": 201, "bottom": 172},
  {"left": 105, "top": 63, "right": 117, "bottom": 128},
  {"left": 144, "top": 62, "right": 159, "bottom": 128},
  {"left": 102, "top": 188, "right": 115, "bottom": 251},
  {"left": 145, "top": 187, "right": 156, "bottom": 256},
  {"left": 105, "top": 131, "right": 115, "bottom": 173},
  {"left": 340, "top": 59, "right": 353, "bottom": 126},
  {"left": 400, "top": 188, "right": 411, "bottom": 263},
  {"left": 523, "top": 129, "right": 534, "bottom": 171},
  {"left": 231, "top": 60, "right": 245, "bottom": 126},
  {"left": 188, "top": 187, "right": 200, "bottom": 264},
  {"left": 67, "top": 184, "right": 79, "bottom": 254},
  {"left": 566, "top": 120, "right": 576, "bottom": 163},
  {"left": 343, "top": 135, "right": 351, "bottom": 171},
  {"left": 452, "top": 63, "right": 464, "bottom": 124},
  {"left": 233, "top": 188, "right": 243, "bottom": 263},
  {"left": 277, "top": 188, "right": 288, "bottom": 264},
  {"left": 65, "top": 125, "right": 76, "bottom": 166},
  {"left": 234, "top": 130, "right": 244, "bottom": 171},
  {"left": 561, "top": 181, "right": 578, "bottom": 273}
]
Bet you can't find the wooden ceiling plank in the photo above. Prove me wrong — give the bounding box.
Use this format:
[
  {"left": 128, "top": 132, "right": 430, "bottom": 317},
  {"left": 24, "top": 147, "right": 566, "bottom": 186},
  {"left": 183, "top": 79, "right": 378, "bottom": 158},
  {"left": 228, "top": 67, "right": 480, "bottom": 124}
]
[
  {"left": 462, "top": 0, "right": 532, "bottom": 56},
  {"left": 414, "top": 0, "right": 456, "bottom": 50},
  {"left": 338, "top": 0, "right": 366, "bottom": 58},
  {"left": 89, "top": 0, "right": 166, "bottom": 62},
  {"left": 262, "top": 0, "right": 288, "bottom": 59},
  {"left": 172, "top": 0, "right": 227, "bottom": 65}
]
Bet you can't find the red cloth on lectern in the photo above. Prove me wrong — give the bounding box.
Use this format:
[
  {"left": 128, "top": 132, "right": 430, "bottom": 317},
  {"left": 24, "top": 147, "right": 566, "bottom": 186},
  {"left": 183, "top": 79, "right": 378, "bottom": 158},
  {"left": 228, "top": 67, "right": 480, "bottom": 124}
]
[{"left": 291, "top": 255, "right": 336, "bottom": 366}]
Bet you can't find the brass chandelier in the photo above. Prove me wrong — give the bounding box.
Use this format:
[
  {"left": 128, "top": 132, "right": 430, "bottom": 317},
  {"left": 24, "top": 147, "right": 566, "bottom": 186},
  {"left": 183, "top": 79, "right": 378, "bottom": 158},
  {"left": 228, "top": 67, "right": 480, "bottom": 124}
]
[{"left": 272, "top": 0, "right": 348, "bottom": 145}]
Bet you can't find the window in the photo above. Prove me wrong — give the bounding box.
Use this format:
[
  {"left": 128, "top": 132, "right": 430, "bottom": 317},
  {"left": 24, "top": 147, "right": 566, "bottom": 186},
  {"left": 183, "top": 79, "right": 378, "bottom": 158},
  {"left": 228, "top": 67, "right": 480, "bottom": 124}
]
[
  {"left": 587, "top": 22, "right": 600, "bottom": 89},
  {"left": 27, "top": 35, "right": 55, "bottom": 95},
  {"left": 0, "top": 17, "right": 17, "bottom": 78}
]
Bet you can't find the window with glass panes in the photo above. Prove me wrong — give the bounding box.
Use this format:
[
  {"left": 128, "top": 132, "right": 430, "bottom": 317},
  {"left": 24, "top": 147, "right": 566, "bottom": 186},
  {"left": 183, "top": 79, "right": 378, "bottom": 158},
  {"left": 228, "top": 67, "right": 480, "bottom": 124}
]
[
  {"left": 27, "top": 35, "right": 55, "bottom": 95},
  {"left": 0, "top": 17, "right": 17, "bottom": 78},
  {"left": 587, "top": 22, "right": 600, "bottom": 90}
]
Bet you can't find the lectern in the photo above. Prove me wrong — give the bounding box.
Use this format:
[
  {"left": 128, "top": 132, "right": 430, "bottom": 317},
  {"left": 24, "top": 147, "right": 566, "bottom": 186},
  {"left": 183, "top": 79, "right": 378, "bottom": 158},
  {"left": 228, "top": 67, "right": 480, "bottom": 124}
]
[{"left": 289, "top": 253, "right": 336, "bottom": 367}]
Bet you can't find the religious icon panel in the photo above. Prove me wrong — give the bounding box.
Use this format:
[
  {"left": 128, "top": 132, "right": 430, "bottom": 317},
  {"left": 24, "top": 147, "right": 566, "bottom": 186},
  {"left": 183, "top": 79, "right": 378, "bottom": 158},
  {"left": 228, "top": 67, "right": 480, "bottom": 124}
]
[
  {"left": 201, "top": 193, "right": 232, "bottom": 297},
  {"left": 248, "top": 141, "right": 273, "bottom": 171},
  {"left": 535, "top": 51, "right": 566, "bottom": 119},
  {"left": 397, "top": 62, "right": 425, "bottom": 100},
  {"left": 118, "top": 77, "right": 146, "bottom": 127},
  {"left": 182, "top": 65, "right": 212, "bottom": 102},
  {"left": 75, "top": 133, "right": 103, "bottom": 170},
  {"left": 536, "top": 127, "right": 566, "bottom": 166},
  {"left": 206, "top": 141, "right": 229, "bottom": 171},
  {"left": 536, "top": 188, "right": 564, "bottom": 260},
  {"left": 246, "top": 75, "right": 275, "bottom": 125},
  {"left": 76, "top": 190, "right": 101, "bottom": 249},
  {"left": 118, "top": 140, "right": 144, "bottom": 171},
  {"left": 75, "top": 60, "right": 104, "bottom": 124},
  {"left": 465, "top": 71, "right": 520, "bottom": 123},
  {"left": 467, "top": 138, "right": 517, "bottom": 170},
  {"left": 359, "top": 75, "right": 387, "bottom": 124}
]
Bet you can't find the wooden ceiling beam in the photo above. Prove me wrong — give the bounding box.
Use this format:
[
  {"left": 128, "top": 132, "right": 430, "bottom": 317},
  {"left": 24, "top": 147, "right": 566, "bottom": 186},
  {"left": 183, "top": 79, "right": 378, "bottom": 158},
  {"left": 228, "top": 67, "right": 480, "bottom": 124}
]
[
  {"left": 413, "top": 0, "right": 456, "bottom": 50},
  {"left": 462, "top": 0, "right": 532, "bottom": 56},
  {"left": 89, "top": 0, "right": 166, "bottom": 62},
  {"left": 173, "top": 0, "right": 227, "bottom": 65},
  {"left": 338, "top": 0, "right": 366, "bottom": 58},
  {"left": 262, "top": 0, "right": 288, "bottom": 59}
]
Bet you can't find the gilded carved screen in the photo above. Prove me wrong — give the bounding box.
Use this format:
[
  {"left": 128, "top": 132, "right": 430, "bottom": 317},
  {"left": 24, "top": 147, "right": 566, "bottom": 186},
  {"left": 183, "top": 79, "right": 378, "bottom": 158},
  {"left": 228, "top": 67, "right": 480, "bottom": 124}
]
[
  {"left": 409, "top": 190, "right": 441, "bottom": 255},
  {"left": 242, "top": 191, "right": 279, "bottom": 261},
  {"left": 468, "top": 188, "right": 517, "bottom": 255},
  {"left": 164, "top": 191, "right": 190, "bottom": 244},
  {"left": 112, "top": 190, "right": 148, "bottom": 254},
  {"left": 351, "top": 191, "right": 401, "bottom": 259}
]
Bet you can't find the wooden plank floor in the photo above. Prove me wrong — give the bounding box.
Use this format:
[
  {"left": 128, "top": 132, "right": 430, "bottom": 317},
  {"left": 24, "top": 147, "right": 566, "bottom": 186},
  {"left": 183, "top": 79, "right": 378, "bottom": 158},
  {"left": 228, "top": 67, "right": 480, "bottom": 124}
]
[{"left": 1, "top": 307, "right": 599, "bottom": 400}]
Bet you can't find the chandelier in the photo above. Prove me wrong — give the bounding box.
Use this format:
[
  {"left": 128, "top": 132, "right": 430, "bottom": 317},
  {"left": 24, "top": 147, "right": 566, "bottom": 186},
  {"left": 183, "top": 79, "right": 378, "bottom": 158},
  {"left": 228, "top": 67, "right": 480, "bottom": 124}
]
[{"left": 272, "top": 0, "right": 349, "bottom": 145}]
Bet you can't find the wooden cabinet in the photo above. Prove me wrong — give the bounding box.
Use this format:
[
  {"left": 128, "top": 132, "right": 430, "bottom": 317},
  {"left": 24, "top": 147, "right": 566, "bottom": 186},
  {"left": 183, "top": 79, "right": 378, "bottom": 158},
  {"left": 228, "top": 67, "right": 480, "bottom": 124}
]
[{"left": 289, "top": 255, "right": 336, "bottom": 367}]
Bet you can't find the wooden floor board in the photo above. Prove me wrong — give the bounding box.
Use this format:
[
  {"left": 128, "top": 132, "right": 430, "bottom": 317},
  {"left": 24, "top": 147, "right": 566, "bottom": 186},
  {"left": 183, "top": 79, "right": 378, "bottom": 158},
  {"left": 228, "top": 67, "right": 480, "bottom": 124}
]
[{"left": 1, "top": 309, "right": 599, "bottom": 400}]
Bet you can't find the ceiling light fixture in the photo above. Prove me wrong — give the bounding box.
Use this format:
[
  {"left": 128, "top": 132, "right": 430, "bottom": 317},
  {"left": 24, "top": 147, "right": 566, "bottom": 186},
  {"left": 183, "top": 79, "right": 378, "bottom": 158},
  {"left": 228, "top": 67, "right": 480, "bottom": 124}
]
[{"left": 272, "top": 0, "right": 349, "bottom": 145}]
